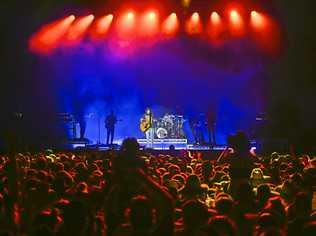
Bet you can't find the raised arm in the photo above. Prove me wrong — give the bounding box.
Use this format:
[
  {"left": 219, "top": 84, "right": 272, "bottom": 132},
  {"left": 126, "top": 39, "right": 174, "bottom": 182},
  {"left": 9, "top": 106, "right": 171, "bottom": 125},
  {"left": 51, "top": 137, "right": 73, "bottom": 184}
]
[{"left": 135, "top": 169, "right": 174, "bottom": 236}]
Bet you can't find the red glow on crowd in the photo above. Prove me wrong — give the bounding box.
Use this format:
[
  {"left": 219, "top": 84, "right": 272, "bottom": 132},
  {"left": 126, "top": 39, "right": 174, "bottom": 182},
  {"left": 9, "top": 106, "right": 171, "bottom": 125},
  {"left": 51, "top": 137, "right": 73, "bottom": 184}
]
[
  {"left": 29, "top": 15, "right": 75, "bottom": 54},
  {"left": 162, "top": 13, "right": 179, "bottom": 36},
  {"left": 185, "top": 12, "right": 202, "bottom": 35}
]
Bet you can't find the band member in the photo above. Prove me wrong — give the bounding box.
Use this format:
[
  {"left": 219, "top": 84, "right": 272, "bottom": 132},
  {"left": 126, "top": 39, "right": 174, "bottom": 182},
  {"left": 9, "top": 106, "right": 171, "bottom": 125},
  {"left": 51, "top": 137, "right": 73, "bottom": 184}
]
[
  {"left": 189, "top": 117, "right": 198, "bottom": 144},
  {"left": 74, "top": 111, "right": 86, "bottom": 140},
  {"left": 206, "top": 109, "right": 216, "bottom": 147},
  {"left": 189, "top": 114, "right": 205, "bottom": 145},
  {"left": 140, "top": 108, "right": 154, "bottom": 148},
  {"left": 105, "top": 110, "right": 117, "bottom": 145},
  {"left": 78, "top": 116, "right": 86, "bottom": 140}
]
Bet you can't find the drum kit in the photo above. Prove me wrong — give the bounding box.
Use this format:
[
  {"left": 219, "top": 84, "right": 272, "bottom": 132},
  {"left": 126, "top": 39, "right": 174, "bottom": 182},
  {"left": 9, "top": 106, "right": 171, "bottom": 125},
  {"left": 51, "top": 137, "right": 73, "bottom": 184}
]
[{"left": 153, "top": 114, "right": 185, "bottom": 139}]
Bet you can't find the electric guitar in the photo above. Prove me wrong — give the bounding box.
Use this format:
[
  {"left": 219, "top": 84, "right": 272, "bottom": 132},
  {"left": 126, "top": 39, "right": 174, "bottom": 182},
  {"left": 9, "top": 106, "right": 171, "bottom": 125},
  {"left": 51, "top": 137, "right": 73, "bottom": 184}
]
[{"left": 140, "top": 118, "right": 152, "bottom": 132}]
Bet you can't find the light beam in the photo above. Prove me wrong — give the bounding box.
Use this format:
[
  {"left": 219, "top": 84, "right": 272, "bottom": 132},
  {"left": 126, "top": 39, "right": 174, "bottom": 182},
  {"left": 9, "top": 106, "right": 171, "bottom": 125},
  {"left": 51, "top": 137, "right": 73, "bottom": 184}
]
[
  {"left": 162, "top": 13, "right": 179, "bottom": 36},
  {"left": 29, "top": 15, "right": 75, "bottom": 54}
]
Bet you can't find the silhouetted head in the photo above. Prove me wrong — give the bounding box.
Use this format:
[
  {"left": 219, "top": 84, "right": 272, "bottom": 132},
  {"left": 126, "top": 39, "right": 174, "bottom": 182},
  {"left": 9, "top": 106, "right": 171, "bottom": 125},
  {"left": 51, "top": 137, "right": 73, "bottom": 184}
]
[
  {"left": 257, "top": 184, "right": 271, "bottom": 203},
  {"left": 264, "top": 196, "right": 286, "bottom": 227},
  {"left": 207, "top": 215, "right": 237, "bottom": 236},
  {"left": 185, "top": 174, "right": 201, "bottom": 189},
  {"left": 130, "top": 195, "right": 153, "bottom": 231},
  {"left": 63, "top": 200, "right": 88, "bottom": 233},
  {"left": 182, "top": 200, "right": 209, "bottom": 229},
  {"left": 120, "top": 138, "right": 140, "bottom": 157},
  {"left": 302, "top": 221, "right": 316, "bottom": 236},
  {"left": 235, "top": 131, "right": 250, "bottom": 152},
  {"left": 215, "top": 196, "right": 234, "bottom": 215},
  {"left": 202, "top": 161, "right": 213, "bottom": 178},
  {"left": 31, "top": 225, "right": 54, "bottom": 236},
  {"left": 235, "top": 182, "right": 253, "bottom": 202},
  {"left": 228, "top": 131, "right": 250, "bottom": 153},
  {"left": 257, "top": 212, "right": 278, "bottom": 229},
  {"left": 293, "top": 191, "right": 312, "bottom": 217},
  {"left": 145, "top": 108, "right": 152, "bottom": 115}
]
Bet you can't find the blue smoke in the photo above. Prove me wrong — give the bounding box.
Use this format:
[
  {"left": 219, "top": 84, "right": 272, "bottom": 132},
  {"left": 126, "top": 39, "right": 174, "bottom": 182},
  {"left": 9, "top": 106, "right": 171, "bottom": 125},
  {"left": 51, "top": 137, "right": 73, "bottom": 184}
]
[{"left": 49, "top": 36, "right": 267, "bottom": 144}]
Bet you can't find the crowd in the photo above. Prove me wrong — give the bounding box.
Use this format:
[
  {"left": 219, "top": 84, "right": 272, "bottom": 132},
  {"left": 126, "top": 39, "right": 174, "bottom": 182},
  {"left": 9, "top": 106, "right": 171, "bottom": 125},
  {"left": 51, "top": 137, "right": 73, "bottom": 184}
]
[{"left": 0, "top": 132, "right": 315, "bottom": 236}]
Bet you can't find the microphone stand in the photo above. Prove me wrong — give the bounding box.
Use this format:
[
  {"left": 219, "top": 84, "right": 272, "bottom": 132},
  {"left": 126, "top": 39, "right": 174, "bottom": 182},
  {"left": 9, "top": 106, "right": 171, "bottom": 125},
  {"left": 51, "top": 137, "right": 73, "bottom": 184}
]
[{"left": 97, "top": 114, "right": 101, "bottom": 147}]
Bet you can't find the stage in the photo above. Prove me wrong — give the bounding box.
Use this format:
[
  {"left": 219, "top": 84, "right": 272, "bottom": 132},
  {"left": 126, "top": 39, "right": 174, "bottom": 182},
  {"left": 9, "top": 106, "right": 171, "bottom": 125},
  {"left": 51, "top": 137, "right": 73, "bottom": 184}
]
[
  {"left": 64, "top": 138, "right": 230, "bottom": 151},
  {"left": 22, "top": 3, "right": 284, "bottom": 150}
]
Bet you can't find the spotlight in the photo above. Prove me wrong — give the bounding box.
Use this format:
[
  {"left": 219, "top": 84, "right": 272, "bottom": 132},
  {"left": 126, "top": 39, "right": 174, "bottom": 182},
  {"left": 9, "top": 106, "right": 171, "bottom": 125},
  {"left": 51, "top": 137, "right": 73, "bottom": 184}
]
[
  {"left": 93, "top": 14, "right": 113, "bottom": 38},
  {"left": 66, "top": 14, "right": 95, "bottom": 42},
  {"left": 162, "top": 12, "right": 179, "bottom": 35},
  {"left": 186, "top": 12, "right": 202, "bottom": 34},
  {"left": 148, "top": 11, "right": 156, "bottom": 20},
  {"left": 29, "top": 15, "right": 76, "bottom": 54},
  {"left": 116, "top": 11, "right": 136, "bottom": 37},
  {"left": 251, "top": 10, "right": 258, "bottom": 18},
  {"left": 192, "top": 12, "right": 199, "bottom": 22},
  {"left": 229, "top": 9, "right": 244, "bottom": 36},
  {"left": 127, "top": 12, "right": 134, "bottom": 20},
  {"left": 140, "top": 10, "right": 159, "bottom": 36},
  {"left": 87, "top": 14, "right": 94, "bottom": 21},
  {"left": 182, "top": 0, "right": 191, "bottom": 8},
  {"left": 210, "top": 11, "right": 220, "bottom": 25},
  {"left": 69, "top": 15, "right": 76, "bottom": 21},
  {"left": 251, "top": 11, "right": 266, "bottom": 29},
  {"left": 230, "top": 10, "right": 239, "bottom": 20},
  {"left": 208, "top": 11, "right": 224, "bottom": 43}
]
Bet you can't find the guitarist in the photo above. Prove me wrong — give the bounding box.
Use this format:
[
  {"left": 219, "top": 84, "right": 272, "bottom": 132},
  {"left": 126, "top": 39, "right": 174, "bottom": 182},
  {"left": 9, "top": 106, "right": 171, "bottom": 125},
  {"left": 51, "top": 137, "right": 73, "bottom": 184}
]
[
  {"left": 140, "top": 108, "right": 154, "bottom": 148},
  {"left": 105, "top": 110, "right": 117, "bottom": 145}
]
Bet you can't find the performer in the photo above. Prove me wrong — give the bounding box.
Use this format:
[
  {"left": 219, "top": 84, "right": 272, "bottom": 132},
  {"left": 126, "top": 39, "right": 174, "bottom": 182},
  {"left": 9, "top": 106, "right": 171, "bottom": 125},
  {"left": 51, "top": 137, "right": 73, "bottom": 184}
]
[
  {"left": 189, "top": 117, "right": 198, "bottom": 144},
  {"left": 206, "top": 109, "right": 216, "bottom": 147},
  {"left": 140, "top": 108, "right": 154, "bottom": 148},
  {"left": 105, "top": 110, "right": 117, "bottom": 145},
  {"left": 74, "top": 111, "right": 86, "bottom": 140}
]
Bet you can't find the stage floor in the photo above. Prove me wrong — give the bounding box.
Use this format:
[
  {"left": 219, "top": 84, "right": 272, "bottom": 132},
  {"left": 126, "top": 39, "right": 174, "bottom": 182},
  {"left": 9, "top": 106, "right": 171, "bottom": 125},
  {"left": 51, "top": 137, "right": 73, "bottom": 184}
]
[{"left": 65, "top": 138, "right": 226, "bottom": 151}]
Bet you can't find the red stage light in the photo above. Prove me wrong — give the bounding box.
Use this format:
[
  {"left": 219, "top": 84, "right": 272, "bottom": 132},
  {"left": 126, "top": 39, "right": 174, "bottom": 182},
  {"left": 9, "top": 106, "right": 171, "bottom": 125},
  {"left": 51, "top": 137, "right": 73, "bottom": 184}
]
[
  {"left": 148, "top": 11, "right": 156, "bottom": 20},
  {"left": 139, "top": 10, "right": 159, "bottom": 37},
  {"left": 230, "top": 10, "right": 238, "bottom": 20},
  {"left": 210, "top": 12, "right": 221, "bottom": 25},
  {"left": 251, "top": 10, "right": 258, "bottom": 17},
  {"left": 208, "top": 11, "right": 224, "bottom": 44},
  {"left": 92, "top": 14, "right": 113, "bottom": 39},
  {"left": 250, "top": 11, "right": 283, "bottom": 55},
  {"left": 186, "top": 12, "right": 202, "bottom": 35},
  {"left": 116, "top": 11, "right": 136, "bottom": 37},
  {"left": 250, "top": 11, "right": 266, "bottom": 29},
  {"left": 162, "top": 13, "right": 179, "bottom": 36},
  {"left": 29, "top": 15, "right": 76, "bottom": 54},
  {"left": 192, "top": 12, "right": 199, "bottom": 23},
  {"left": 229, "top": 9, "right": 244, "bottom": 36},
  {"left": 127, "top": 12, "right": 134, "bottom": 20},
  {"left": 66, "top": 14, "right": 94, "bottom": 43},
  {"left": 182, "top": 0, "right": 191, "bottom": 8},
  {"left": 230, "top": 10, "right": 243, "bottom": 27}
]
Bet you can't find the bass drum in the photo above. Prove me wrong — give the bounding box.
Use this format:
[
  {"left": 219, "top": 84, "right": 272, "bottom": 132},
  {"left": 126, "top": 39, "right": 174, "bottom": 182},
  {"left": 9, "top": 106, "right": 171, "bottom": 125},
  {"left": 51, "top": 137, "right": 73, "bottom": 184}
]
[{"left": 156, "top": 127, "right": 168, "bottom": 139}]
